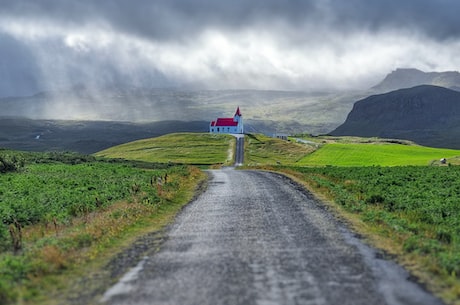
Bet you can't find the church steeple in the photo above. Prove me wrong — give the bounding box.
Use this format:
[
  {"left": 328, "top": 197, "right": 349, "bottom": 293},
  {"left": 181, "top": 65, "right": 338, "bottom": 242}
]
[
  {"left": 233, "top": 106, "right": 243, "bottom": 134},
  {"left": 235, "top": 106, "right": 242, "bottom": 117}
]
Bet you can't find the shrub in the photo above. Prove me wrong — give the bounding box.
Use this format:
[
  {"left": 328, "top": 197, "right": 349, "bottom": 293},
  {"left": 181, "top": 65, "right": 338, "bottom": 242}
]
[
  {"left": 436, "top": 230, "right": 453, "bottom": 245},
  {"left": 366, "top": 193, "right": 385, "bottom": 204},
  {"left": 0, "top": 155, "right": 24, "bottom": 173}
]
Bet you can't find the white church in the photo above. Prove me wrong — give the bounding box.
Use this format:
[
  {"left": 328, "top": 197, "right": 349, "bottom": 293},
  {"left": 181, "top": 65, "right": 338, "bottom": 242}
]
[{"left": 209, "top": 107, "right": 244, "bottom": 134}]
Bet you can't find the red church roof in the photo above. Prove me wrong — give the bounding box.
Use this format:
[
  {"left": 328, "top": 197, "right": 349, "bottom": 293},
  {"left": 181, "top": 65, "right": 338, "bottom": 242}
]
[
  {"left": 210, "top": 107, "right": 242, "bottom": 127},
  {"left": 211, "top": 118, "right": 238, "bottom": 127}
]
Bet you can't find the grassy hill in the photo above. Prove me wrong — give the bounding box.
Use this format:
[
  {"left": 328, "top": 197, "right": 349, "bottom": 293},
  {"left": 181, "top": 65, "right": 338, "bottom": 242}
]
[
  {"left": 96, "top": 132, "right": 315, "bottom": 167},
  {"left": 96, "top": 132, "right": 460, "bottom": 167},
  {"left": 95, "top": 133, "right": 235, "bottom": 166}
]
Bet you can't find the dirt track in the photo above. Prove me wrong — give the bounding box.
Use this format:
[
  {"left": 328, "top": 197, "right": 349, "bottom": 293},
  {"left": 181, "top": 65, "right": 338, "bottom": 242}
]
[{"left": 101, "top": 169, "right": 444, "bottom": 305}]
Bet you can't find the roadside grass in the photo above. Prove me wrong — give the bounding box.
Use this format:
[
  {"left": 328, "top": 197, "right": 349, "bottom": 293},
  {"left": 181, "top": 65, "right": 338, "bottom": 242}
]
[
  {"left": 0, "top": 150, "right": 206, "bottom": 304},
  {"left": 297, "top": 143, "right": 460, "bottom": 166},
  {"left": 272, "top": 165, "right": 460, "bottom": 305},
  {"left": 95, "top": 133, "right": 234, "bottom": 166},
  {"left": 243, "top": 136, "right": 460, "bottom": 304},
  {"left": 244, "top": 134, "right": 314, "bottom": 166}
]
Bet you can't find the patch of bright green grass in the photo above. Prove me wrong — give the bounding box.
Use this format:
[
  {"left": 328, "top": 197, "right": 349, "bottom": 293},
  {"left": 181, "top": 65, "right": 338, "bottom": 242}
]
[
  {"left": 297, "top": 143, "right": 460, "bottom": 166},
  {"left": 95, "top": 133, "right": 234, "bottom": 165}
]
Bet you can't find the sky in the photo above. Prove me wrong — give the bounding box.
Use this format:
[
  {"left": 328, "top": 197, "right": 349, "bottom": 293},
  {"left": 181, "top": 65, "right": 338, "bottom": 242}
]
[{"left": 1, "top": 0, "right": 460, "bottom": 97}]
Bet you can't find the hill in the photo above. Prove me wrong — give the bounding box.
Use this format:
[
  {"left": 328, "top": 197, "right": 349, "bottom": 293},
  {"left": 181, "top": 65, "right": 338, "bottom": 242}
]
[
  {"left": 330, "top": 85, "right": 460, "bottom": 149},
  {"left": 372, "top": 68, "right": 460, "bottom": 93},
  {"left": 96, "top": 132, "right": 315, "bottom": 166},
  {"left": 95, "top": 133, "right": 235, "bottom": 166}
]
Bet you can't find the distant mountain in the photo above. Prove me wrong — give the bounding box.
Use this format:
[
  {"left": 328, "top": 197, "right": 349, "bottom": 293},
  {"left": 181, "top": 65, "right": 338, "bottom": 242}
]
[
  {"left": 0, "top": 87, "right": 368, "bottom": 135},
  {"left": 372, "top": 68, "right": 460, "bottom": 93},
  {"left": 330, "top": 85, "right": 460, "bottom": 149}
]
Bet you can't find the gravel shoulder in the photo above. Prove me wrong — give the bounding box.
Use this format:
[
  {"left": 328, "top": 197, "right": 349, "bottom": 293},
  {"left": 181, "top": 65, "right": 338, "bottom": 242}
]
[{"left": 99, "top": 169, "right": 444, "bottom": 305}]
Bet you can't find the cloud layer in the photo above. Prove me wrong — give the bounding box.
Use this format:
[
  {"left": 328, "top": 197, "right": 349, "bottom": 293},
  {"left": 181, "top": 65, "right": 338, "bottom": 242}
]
[{"left": 1, "top": 0, "right": 460, "bottom": 96}]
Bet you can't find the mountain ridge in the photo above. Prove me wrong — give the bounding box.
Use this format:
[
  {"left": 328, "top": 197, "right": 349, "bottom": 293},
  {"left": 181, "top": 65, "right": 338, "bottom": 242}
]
[{"left": 372, "top": 68, "right": 460, "bottom": 93}]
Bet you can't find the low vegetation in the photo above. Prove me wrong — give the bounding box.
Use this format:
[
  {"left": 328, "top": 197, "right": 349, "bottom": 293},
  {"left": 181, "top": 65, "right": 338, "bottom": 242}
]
[
  {"left": 0, "top": 150, "right": 205, "bottom": 304},
  {"left": 96, "top": 133, "right": 234, "bottom": 166},
  {"left": 243, "top": 134, "right": 460, "bottom": 303},
  {"left": 0, "top": 154, "right": 25, "bottom": 173},
  {"left": 4, "top": 132, "right": 460, "bottom": 304},
  {"left": 280, "top": 166, "right": 460, "bottom": 303}
]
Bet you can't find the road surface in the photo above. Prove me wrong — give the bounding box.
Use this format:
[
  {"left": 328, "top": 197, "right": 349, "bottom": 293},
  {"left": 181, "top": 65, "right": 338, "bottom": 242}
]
[
  {"left": 102, "top": 169, "right": 444, "bottom": 305},
  {"left": 234, "top": 135, "right": 244, "bottom": 166}
]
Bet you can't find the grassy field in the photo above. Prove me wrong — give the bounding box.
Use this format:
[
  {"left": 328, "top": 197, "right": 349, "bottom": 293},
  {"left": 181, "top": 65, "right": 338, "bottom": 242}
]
[
  {"left": 280, "top": 166, "right": 460, "bottom": 304},
  {"left": 297, "top": 142, "right": 460, "bottom": 166},
  {"left": 96, "top": 133, "right": 234, "bottom": 166},
  {"left": 244, "top": 134, "right": 314, "bottom": 166},
  {"left": 0, "top": 150, "right": 205, "bottom": 304},
  {"left": 244, "top": 135, "right": 460, "bottom": 303},
  {"left": 4, "top": 132, "right": 460, "bottom": 304}
]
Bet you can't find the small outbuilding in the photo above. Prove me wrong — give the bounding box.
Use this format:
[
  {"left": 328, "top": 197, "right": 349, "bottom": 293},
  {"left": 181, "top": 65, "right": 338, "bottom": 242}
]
[{"left": 273, "top": 133, "right": 289, "bottom": 140}]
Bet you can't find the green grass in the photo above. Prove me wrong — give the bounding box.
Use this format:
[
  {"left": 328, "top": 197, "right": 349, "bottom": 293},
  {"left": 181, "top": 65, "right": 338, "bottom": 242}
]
[
  {"left": 282, "top": 165, "right": 460, "bottom": 303},
  {"left": 245, "top": 134, "right": 314, "bottom": 166},
  {"left": 0, "top": 150, "right": 205, "bottom": 304},
  {"left": 95, "top": 133, "right": 234, "bottom": 165},
  {"left": 297, "top": 143, "right": 460, "bottom": 166}
]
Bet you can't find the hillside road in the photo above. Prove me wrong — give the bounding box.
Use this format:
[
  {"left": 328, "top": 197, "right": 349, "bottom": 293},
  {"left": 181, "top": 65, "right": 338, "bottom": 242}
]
[{"left": 101, "top": 169, "right": 444, "bottom": 305}]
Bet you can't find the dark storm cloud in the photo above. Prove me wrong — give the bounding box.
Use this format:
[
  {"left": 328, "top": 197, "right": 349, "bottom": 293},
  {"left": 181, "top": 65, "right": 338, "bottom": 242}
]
[
  {"left": 1, "top": 0, "right": 459, "bottom": 41},
  {"left": 0, "top": 33, "right": 43, "bottom": 96},
  {"left": 0, "top": 0, "right": 319, "bottom": 42},
  {"left": 330, "top": 0, "right": 460, "bottom": 41},
  {"left": 0, "top": 0, "right": 459, "bottom": 98}
]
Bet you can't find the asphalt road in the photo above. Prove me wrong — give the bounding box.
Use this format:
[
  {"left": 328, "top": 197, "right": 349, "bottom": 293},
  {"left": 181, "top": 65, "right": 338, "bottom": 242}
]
[
  {"left": 101, "top": 169, "right": 444, "bottom": 305},
  {"left": 234, "top": 135, "right": 244, "bottom": 166}
]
